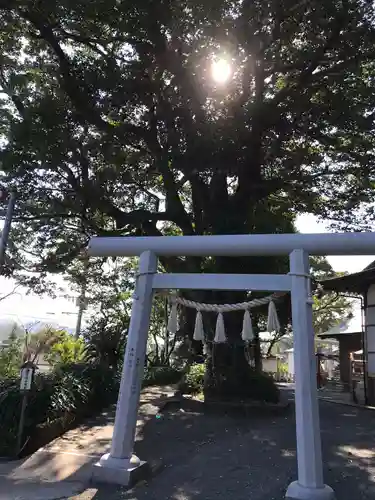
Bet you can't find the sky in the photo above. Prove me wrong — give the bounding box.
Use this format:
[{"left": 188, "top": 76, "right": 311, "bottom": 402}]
[
  {"left": 0, "top": 213, "right": 373, "bottom": 329},
  {"left": 296, "top": 214, "right": 374, "bottom": 273},
  {"left": 0, "top": 277, "right": 81, "bottom": 338}
]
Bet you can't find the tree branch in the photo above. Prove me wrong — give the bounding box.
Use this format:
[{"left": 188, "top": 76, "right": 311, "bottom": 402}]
[
  {"left": 8, "top": 213, "right": 79, "bottom": 222},
  {"left": 0, "top": 67, "right": 26, "bottom": 119},
  {"left": 0, "top": 284, "right": 20, "bottom": 302},
  {"left": 270, "top": 9, "right": 347, "bottom": 110},
  {"left": 146, "top": 105, "right": 194, "bottom": 235},
  {"left": 19, "top": 9, "right": 149, "bottom": 144}
]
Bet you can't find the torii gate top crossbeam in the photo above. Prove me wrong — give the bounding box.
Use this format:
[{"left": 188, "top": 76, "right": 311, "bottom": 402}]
[{"left": 89, "top": 232, "right": 375, "bottom": 257}]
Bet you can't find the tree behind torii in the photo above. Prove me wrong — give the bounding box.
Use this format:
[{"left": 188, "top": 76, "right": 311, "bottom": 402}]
[{"left": 0, "top": 0, "right": 373, "bottom": 398}]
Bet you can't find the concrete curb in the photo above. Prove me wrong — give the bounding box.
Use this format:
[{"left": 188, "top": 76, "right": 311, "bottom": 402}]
[{"left": 318, "top": 396, "right": 375, "bottom": 411}]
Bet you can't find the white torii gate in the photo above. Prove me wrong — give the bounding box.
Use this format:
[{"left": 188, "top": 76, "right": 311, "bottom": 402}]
[{"left": 88, "top": 232, "right": 375, "bottom": 500}]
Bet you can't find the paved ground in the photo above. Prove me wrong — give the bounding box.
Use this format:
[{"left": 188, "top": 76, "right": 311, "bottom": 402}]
[
  {"left": 318, "top": 382, "right": 367, "bottom": 407},
  {"left": 281, "top": 381, "right": 370, "bottom": 408},
  {"left": 68, "top": 390, "right": 375, "bottom": 500}
]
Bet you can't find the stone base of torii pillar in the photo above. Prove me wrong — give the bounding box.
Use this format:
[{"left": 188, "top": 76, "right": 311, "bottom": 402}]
[
  {"left": 286, "top": 482, "right": 335, "bottom": 500},
  {"left": 92, "top": 453, "right": 150, "bottom": 486}
]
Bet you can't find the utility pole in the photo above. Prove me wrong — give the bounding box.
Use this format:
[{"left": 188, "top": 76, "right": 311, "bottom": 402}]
[
  {"left": 0, "top": 189, "right": 16, "bottom": 268},
  {"left": 75, "top": 291, "right": 87, "bottom": 338},
  {"left": 74, "top": 257, "right": 89, "bottom": 338}
]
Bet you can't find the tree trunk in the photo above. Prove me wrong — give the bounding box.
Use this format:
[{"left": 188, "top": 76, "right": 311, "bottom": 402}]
[
  {"left": 250, "top": 314, "right": 263, "bottom": 372},
  {"left": 163, "top": 254, "right": 283, "bottom": 402},
  {"left": 197, "top": 289, "right": 261, "bottom": 402}
]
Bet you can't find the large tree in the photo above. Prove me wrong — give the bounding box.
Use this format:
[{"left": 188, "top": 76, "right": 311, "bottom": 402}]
[{"left": 0, "top": 0, "right": 374, "bottom": 398}]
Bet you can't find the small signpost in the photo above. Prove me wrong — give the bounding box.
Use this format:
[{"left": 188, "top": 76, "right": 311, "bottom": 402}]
[
  {"left": 20, "top": 366, "right": 34, "bottom": 391},
  {"left": 16, "top": 361, "right": 36, "bottom": 457}
]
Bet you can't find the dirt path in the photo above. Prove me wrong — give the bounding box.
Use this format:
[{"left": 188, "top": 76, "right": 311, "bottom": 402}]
[{"left": 69, "top": 395, "right": 375, "bottom": 500}]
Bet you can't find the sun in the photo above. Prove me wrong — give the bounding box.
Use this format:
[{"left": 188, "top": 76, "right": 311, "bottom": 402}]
[{"left": 211, "top": 59, "right": 231, "bottom": 84}]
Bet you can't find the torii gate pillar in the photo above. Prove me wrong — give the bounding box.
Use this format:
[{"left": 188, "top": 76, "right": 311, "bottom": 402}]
[
  {"left": 87, "top": 231, "right": 375, "bottom": 499},
  {"left": 286, "top": 250, "right": 334, "bottom": 500}
]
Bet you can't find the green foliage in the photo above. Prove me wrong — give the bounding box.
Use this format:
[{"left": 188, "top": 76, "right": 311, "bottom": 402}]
[
  {"left": 277, "top": 362, "right": 289, "bottom": 375},
  {"left": 242, "top": 371, "right": 280, "bottom": 404},
  {"left": 312, "top": 293, "right": 353, "bottom": 335},
  {"left": 0, "top": 0, "right": 369, "bottom": 402},
  {"left": 0, "top": 332, "right": 22, "bottom": 379},
  {"left": 0, "top": 326, "right": 72, "bottom": 381},
  {"left": 265, "top": 255, "right": 354, "bottom": 354},
  {"left": 143, "top": 366, "right": 183, "bottom": 388},
  {"left": 147, "top": 295, "right": 178, "bottom": 367},
  {"left": 0, "top": 0, "right": 374, "bottom": 281},
  {"left": 179, "top": 363, "right": 206, "bottom": 395},
  {"left": 45, "top": 334, "right": 85, "bottom": 367},
  {"left": 179, "top": 362, "right": 279, "bottom": 403},
  {"left": 310, "top": 256, "right": 353, "bottom": 334},
  {"left": 83, "top": 319, "right": 127, "bottom": 370},
  {"left": 23, "top": 326, "right": 67, "bottom": 364},
  {"left": 205, "top": 350, "right": 280, "bottom": 404},
  {"left": 70, "top": 258, "right": 133, "bottom": 370},
  {"left": 0, "top": 363, "right": 120, "bottom": 457},
  {"left": 76, "top": 261, "right": 178, "bottom": 372}
]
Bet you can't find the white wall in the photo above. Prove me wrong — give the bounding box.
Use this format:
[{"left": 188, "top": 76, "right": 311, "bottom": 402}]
[
  {"left": 263, "top": 358, "right": 278, "bottom": 373},
  {"left": 287, "top": 351, "right": 294, "bottom": 377}
]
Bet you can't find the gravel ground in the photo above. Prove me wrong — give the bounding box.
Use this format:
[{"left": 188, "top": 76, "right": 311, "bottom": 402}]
[{"left": 69, "top": 393, "right": 375, "bottom": 500}]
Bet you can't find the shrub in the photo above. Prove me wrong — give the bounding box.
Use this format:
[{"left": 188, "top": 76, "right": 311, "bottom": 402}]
[
  {"left": 179, "top": 363, "right": 205, "bottom": 394},
  {"left": 244, "top": 370, "right": 280, "bottom": 403},
  {"left": 83, "top": 319, "right": 127, "bottom": 370},
  {"left": 0, "top": 333, "right": 22, "bottom": 379},
  {"left": 45, "top": 336, "right": 85, "bottom": 367},
  {"left": 205, "top": 367, "right": 280, "bottom": 403},
  {"left": 277, "top": 362, "right": 289, "bottom": 374},
  {"left": 52, "top": 363, "right": 121, "bottom": 412},
  {"left": 143, "top": 365, "right": 183, "bottom": 387},
  {"left": 0, "top": 363, "right": 120, "bottom": 457}
]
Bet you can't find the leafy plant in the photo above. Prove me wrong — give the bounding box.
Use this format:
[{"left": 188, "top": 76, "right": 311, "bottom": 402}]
[
  {"left": 0, "top": 331, "right": 22, "bottom": 379},
  {"left": 263, "top": 256, "right": 354, "bottom": 355},
  {"left": 83, "top": 319, "right": 127, "bottom": 370},
  {"left": 147, "top": 295, "right": 179, "bottom": 367},
  {"left": 0, "top": 363, "right": 120, "bottom": 457},
  {"left": 143, "top": 366, "right": 183, "bottom": 387},
  {"left": 23, "top": 326, "right": 67, "bottom": 364},
  {"left": 72, "top": 259, "right": 133, "bottom": 370},
  {"left": 46, "top": 335, "right": 85, "bottom": 367},
  {"left": 179, "top": 363, "right": 206, "bottom": 395},
  {"left": 277, "top": 362, "right": 289, "bottom": 375},
  {"left": 205, "top": 354, "right": 280, "bottom": 404}
]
